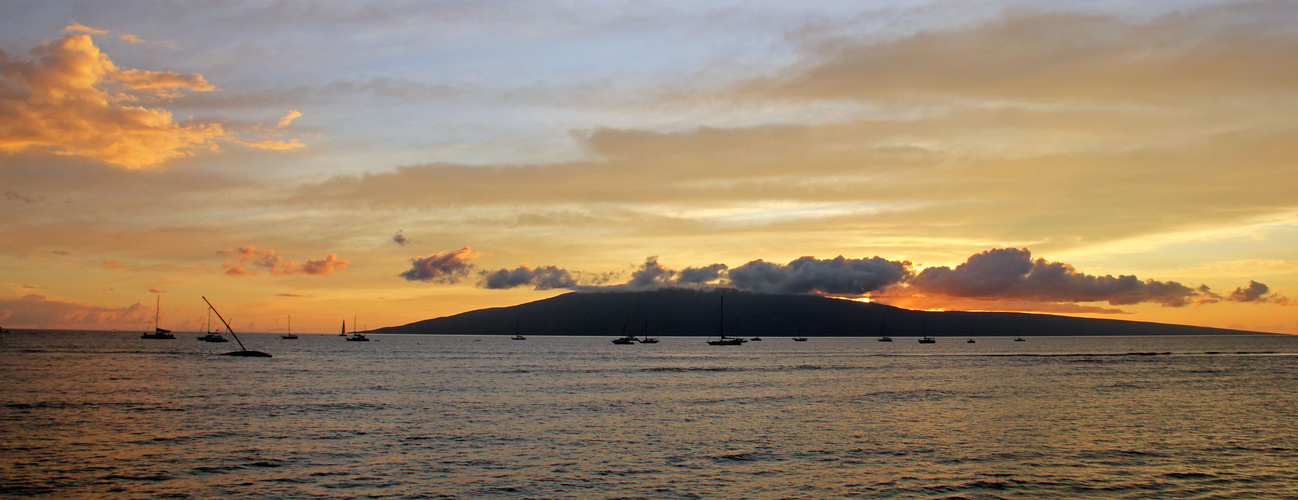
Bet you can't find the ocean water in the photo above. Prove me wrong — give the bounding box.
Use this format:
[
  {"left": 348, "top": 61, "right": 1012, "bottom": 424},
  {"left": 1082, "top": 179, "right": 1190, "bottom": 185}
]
[{"left": 2, "top": 331, "right": 1297, "bottom": 499}]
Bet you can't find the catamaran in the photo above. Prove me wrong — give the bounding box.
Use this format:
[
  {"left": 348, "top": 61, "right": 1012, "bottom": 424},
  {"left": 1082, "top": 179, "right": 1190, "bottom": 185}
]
[
  {"left": 346, "top": 315, "right": 369, "bottom": 341},
  {"left": 141, "top": 296, "right": 175, "bottom": 339},
  {"left": 197, "top": 305, "right": 228, "bottom": 342}
]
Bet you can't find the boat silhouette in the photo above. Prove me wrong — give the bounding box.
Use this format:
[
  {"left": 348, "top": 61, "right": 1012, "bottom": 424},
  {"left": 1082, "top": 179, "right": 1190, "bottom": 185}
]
[
  {"left": 280, "top": 315, "right": 297, "bottom": 339},
  {"left": 638, "top": 319, "right": 659, "bottom": 343},
  {"left": 140, "top": 296, "right": 175, "bottom": 339},
  {"left": 511, "top": 317, "right": 526, "bottom": 340},
  {"left": 346, "top": 315, "right": 369, "bottom": 341},
  {"left": 196, "top": 306, "right": 228, "bottom": 342},
  {"left": 202, "top": 296, "right": 271, "bottom": 357},
  {"left": 707, "top": 296, "right": 745, "bottom": 345},
  {"left": 612, "top": 315, "right": 638, "bottom": 344},
  {"left": 918, "top": 317, "right": 935, "bottom": 343}
]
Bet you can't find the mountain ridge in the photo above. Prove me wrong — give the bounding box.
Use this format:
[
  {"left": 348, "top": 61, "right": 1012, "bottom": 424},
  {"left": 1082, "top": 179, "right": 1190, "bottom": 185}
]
[{"left": 370, "top": 289, "right": 1269, "bottom": 337}]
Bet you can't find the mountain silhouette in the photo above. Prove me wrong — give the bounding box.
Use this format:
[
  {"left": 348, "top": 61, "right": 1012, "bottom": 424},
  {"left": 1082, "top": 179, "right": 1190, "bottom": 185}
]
[{"left": 369, "top": 289, "right": 1267, "bottom": 337}]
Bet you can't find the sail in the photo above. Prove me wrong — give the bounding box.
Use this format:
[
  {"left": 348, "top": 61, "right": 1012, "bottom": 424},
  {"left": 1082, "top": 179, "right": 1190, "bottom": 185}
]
[{"left": 155, "top": 327, "right": 171, "bottom": 334}]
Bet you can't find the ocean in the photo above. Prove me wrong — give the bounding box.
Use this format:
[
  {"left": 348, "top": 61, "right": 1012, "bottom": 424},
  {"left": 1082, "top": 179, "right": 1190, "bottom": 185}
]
[{"left": 2, "top": 331, "right": 1296, "bottom": 499}]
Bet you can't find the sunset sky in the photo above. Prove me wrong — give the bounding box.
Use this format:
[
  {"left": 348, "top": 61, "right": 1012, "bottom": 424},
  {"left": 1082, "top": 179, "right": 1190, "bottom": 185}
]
[{"left": 2, "top": 1, "right": 1296, "bottom": 334}]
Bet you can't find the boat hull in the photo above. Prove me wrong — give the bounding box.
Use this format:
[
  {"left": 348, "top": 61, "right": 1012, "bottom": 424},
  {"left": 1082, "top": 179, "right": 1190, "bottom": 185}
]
[{"left": 221, "top": 350, "right": 272, "bottom": 357}]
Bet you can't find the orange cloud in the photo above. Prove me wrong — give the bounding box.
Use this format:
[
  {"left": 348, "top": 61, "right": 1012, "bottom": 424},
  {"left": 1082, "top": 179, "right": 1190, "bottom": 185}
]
[
  {"left": 218, "top": 247, "right": 350, "bottom": 276},
  {"left": 119, "top": 34, "right": 145, "bottom": 44},
  {"left": 235, "top": 139, "right": 306, "bottom": 151},
  {"left": 0, "top": 34, "right": 224, "bottom": 169},
  {"left": 300, "top": 253, "right": 348, "bottom": 275},
  {"left": 112, "top": 68, "right": 215, "bottom": 93},
  {"left": 276, "top": 110, "right": 302, "bottom": 128},
  {"left": 62, "top": 23, "right": 107, "bottom": 35},
  {"left": 0, "top": 294, "right": 150, "bottom": 329}
]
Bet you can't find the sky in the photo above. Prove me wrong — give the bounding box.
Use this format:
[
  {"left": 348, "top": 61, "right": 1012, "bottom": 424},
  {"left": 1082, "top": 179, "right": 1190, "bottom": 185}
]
[{"left": 2, "top": 0, "right": 1296, "bottom": 334}]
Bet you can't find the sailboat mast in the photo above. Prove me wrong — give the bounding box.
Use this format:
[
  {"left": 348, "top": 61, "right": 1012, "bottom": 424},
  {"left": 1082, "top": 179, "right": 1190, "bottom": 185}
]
[
  {"left": 718, "top": 296, "right": 725, "bottom": 337},
  {"left": 202, "top": 296, "right": 249, "bottom": 352},
  {"left": 155, "top": 295, "right": 160, "bottom": 330}
]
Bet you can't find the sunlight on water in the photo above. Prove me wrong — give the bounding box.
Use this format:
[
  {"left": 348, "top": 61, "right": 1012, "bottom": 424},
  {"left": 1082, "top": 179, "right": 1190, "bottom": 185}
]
[{"left": 3, "top": 332, "right": 1297, "bottom": 498}]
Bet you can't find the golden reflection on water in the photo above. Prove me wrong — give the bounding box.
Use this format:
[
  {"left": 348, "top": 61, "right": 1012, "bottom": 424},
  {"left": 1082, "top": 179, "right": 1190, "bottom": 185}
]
[{"left": 2, "top": 332, "right": 1297, "bottom": 498}]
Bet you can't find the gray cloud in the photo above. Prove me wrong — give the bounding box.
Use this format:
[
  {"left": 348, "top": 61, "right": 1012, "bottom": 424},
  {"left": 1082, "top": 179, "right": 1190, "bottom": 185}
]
[
  {"left": 677, "top": 263, "right": 728, "bottom": 284},
  {"left": 399, "top": 247, "right": 482, "bottom": 283},
  {"left": 480, "top": 265, "right": 578, "bottom": 290},
  {"left": 908, "top": 248, "right": 1204, "bottom": 307},
  {"left": 754, "top": 5, "right": 1298, "bottom": 103},
  {"left": 728, "top": 255, "right": 912, "bottom": 295},
  {"left": 1225, "top": 280, "right": 1292, "bottom": 306},
  {"left": 627, "top": 256, "right": 674, "bottom": 289},
  {"left": 439, "top": 246, "right": 1291, "bottom": 313},
  {"left": 4, "top": 191, "right": 42, "bottom": 204},
  {"left": 620, "top": 257, "right": 730, "bottom": 290}
]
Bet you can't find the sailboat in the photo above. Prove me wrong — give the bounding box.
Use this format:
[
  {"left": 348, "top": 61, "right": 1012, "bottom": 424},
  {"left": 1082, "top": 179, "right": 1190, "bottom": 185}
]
[
  {"left": 707, "top": 296, "right": 745, "bottom": 346},
  {"left": 877, "top": 319, "right": 892, "bottom": 342},
  {"left": 510, "top": 316, "right": 526, "bottom": 340},
  {"left": 202, "top": 296, "right": 271, "bottom": 357},
  {"left": 346, "top": 315, "right": 370, "bottom": 341},
  {"left": 918, "top": 317, "right": 936, "bottom": 344},
  {"left": 141, "top": 296, "right": 176, "bottom": 339},
  {"left": 280, "top": 315, "right": 298, "bottom": 339},
  {"left": 196, "top": 305, "right": 228, "bottom": 342},
  {"left": 612, "top": 315, "right": 638, "bottom": 344},
  {"left": 638, "top": 318, "right": 659, "bottom": 344}
]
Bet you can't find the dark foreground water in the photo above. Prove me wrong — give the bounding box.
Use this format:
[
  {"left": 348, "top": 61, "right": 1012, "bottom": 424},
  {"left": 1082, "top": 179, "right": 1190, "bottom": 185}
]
[{"left": 2, "top": 331, "right": 1297, "bottom": 499}]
